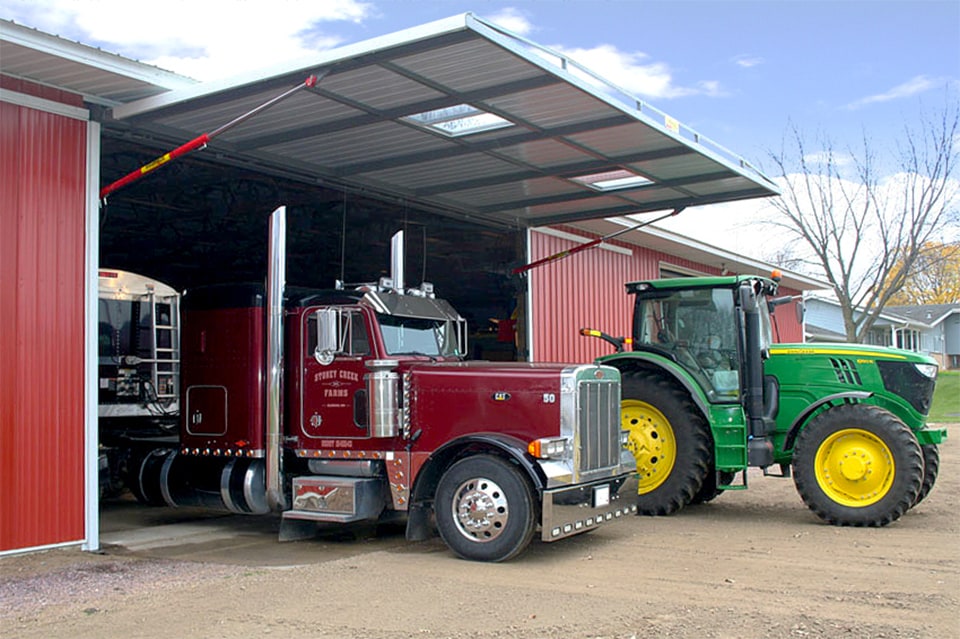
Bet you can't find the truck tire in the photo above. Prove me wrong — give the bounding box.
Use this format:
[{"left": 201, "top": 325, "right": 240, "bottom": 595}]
[
  {"left": 912, "top": 444, "right": 940, "bottom": 508},
  {"left": 621, "top": 373, "right": 711, "bottom": 515},
  {"left": 792, "top": 404, "right": 923, "bottom": 526},
  {"left": 435, "top": 455, "right": 537, "bottom": 562}
]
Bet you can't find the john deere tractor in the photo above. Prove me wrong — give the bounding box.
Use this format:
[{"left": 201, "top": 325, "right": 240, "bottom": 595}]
[{"left": 582, "top": 274, "right": 946, "bottom": 526}]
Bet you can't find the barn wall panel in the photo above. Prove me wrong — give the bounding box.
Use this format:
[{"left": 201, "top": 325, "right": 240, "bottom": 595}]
[
  {"left": 528, "top": 227, "right": 803, "bottom": 363},
  {"left": 0, "top": 100, "right": 87, "bottom": 552}
]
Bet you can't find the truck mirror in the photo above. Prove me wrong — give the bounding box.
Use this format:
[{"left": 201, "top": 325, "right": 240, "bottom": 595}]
[{"left": 314, "top": 308, "right": 341, "bottom": 365}]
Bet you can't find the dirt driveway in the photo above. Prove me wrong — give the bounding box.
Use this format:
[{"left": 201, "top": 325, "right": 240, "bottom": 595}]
[{"left": 3, "top": 435, "right": 958, "bottom": 639}]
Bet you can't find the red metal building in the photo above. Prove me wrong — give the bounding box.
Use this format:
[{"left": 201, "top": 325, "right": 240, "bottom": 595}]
[
  {"left": 0, "top": 78, "right": 93, "bottom": 553},
  {"left": 527, "top": 222, "right": 814, "bottom": 363}
]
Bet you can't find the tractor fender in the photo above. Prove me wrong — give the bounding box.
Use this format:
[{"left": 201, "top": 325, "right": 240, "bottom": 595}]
[
  {"left": 599, "top": 352, "right": 712, "bottom": 419},
  {"left": 404, "top": 433, "right": 545, "bottom": 542},
  {"left": 783, "top": 391, "right": 873, "bottom": 451}
]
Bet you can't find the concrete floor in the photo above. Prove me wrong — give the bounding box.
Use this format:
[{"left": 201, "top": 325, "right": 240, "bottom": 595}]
[{"left": 97, "top": 496, "right": 429, "bottom": 566}]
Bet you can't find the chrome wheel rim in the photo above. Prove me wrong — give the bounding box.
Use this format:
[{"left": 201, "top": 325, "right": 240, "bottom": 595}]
[{"left": 451, "top": 476, "right": 508, "bottom": 542}]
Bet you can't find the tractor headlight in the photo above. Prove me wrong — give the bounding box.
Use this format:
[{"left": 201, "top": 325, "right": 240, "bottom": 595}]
[
  {"left": 914, "top": 363, "right": 938, "bottom": 379},
  {"left": 528, "top": 437, "right": 568, "bottom": 459}
]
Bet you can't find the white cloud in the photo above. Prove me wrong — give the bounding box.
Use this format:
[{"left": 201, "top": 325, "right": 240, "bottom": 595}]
[
  {"left": 2, "top": 0, "right": 373, "bottom": 80},
  {"left": 485, "top": 7, "right": 534, "bottom": 36},
  {"left": 550, "top": 44, "right": 723, "bottom": 100},
  {"left": 732, "top": 54, "right": 764, "bottom": 69},
  {"left": 802, "top": 151, "right": 856, "bottom": 167},
  {"left": 846, "top": 75, "right": 943, "bottom": 110}
]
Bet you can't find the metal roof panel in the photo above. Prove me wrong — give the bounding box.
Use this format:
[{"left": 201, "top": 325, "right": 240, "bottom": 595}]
[{"left": 106, "top": 13, "right": 779, "bottom": 228}]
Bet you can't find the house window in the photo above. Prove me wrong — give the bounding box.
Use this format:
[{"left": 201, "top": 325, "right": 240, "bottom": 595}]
[{"left": 895, "top": 329, "right": 921, "bottom": 352}]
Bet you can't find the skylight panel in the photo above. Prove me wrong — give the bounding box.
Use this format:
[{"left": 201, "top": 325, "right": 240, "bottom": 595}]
[
  {"left": 570, "top": 169, "right": 653, "bottom": 191},
  {"left": 403, "top": 104, "right": 513, "bottom": 137}
]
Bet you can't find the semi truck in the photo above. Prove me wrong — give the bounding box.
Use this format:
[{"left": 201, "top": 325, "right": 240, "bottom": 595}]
[
  {"left": 582, "top": 273, "right": 946, "bottom": 527},
  {"left": 98, "top": 269, "right": 180, "bottom": 496},
  {"left": 121, "top": 207, "right": 636, "bottom": 561}
]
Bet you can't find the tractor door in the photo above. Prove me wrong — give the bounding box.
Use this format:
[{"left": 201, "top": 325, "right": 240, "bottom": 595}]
[{"left": 300, "top": 306, "right": 373, "bottom": 440}]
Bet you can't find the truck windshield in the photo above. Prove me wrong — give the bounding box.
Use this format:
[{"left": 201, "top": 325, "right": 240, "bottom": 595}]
[
  {"left": 633, "top": 287, "right": 741, "bottom": 402},
  {"left": 378, "top": 315, "right": 461, "bottom": 358}
]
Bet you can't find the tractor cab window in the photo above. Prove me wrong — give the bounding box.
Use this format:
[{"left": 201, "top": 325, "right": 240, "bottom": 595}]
[
  {"left": 378, "top": 314, "right": 462, "bottom": 358},
  {"left": 634, "top": 287, "right": 741, "bottom": 402}
]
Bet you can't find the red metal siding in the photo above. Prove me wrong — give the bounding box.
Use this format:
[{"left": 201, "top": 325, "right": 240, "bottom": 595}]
[
  {"left": 529, "top": 228, "right": 806, "bottom": 362},
  {"left": 0, "top": 101, "right": 87, "bottom": 552}
]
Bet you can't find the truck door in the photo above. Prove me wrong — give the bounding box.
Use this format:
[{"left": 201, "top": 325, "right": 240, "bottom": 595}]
[{"left": 300, "top": 307, "right": 372, "bottom": 441}]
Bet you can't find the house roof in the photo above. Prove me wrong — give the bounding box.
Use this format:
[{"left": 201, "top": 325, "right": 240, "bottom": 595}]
[
  {"left": 102, "top": 13, "right": 780, "bottom": 229},
  {"left": 885, "top": 304, "right": 960, "bottom": 326}
]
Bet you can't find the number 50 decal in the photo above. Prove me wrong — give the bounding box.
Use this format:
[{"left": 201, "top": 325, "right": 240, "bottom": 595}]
[{"left": 542, "top": 393, "right": 556, "bottom": 404}]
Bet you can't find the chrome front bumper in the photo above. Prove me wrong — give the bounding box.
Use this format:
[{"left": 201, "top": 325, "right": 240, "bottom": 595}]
[{"left": 540, "top": 473, "right": 638, "bottom": 542}]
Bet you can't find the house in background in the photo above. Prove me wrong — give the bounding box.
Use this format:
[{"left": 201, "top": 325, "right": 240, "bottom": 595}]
[{"left": 804, "top": 297, "right": 960, "bottom": 369}]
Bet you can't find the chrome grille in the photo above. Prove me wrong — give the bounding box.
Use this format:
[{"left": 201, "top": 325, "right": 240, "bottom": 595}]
[{"left": 576, "top": 378, "right": 621, "bottom": 476}]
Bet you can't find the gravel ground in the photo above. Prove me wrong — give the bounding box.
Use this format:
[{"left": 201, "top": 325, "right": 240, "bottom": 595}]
[{"left": 2, "top": 431, "right": 957, "bottom": 639}]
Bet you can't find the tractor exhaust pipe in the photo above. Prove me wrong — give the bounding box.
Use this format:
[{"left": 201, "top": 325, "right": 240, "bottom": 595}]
[{"left": 266, "top": 206, "right": 287, "bottom": 511}]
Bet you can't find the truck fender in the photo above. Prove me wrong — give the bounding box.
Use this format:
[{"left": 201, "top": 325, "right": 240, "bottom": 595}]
[
  {"left": 603, "top": 353, "right": 711, "bottom": 419},
  {"left": 783, "top": 391, "right": 874, "bottom": 451},
  {"left": 404, "top": 434, "right": 545, "bottom": 542}
]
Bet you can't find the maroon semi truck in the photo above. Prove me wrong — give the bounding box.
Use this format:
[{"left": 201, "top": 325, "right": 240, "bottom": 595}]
[{"left": 125, "top": 207, "right": 635, "bottom": 561}]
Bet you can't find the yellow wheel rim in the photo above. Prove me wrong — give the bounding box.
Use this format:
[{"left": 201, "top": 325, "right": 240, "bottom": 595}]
[
  {"left": 814, "top": 428, "right": 895, "bottom": 507},
  {"left": 622, "top": 399, "right": 677, "bottom": 494}
]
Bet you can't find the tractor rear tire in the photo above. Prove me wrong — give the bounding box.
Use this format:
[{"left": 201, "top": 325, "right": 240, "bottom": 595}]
[
  {"left": 912, "top": 444, "right": 940, "bottom": 508},
  {"left": 621, "top": 372, "right": 712, "bottom": 515},
  {"left": 792, "top": 404, "right": 922, "bottom": 527}
]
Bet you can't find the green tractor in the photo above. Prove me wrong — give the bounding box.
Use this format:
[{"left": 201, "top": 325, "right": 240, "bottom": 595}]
[{"left": 582, "top": 274, "right": 946, "bottom": 526}]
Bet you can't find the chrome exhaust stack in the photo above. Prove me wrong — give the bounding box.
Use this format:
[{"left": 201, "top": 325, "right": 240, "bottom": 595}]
[
  {"left": 266, "top": 206, "right": 286, "bottom": 511},
  {"left": 390, "top": 230, "right": 404, "bottom": 292}
]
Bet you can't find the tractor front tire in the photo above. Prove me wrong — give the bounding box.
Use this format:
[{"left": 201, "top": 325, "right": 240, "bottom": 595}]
[
  {"left": 435, "top": 455, "right": 537, "bottom": 562},
  {"left": 621, "top": 372, "right": 712, "bottom": 515},
  {"left": 792, "top": 404, "right": 922, "bottom": 527}
]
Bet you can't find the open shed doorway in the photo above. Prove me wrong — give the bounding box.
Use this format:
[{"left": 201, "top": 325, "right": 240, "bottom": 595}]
[{"left": 98, "top": 135, "right": 526, "bottom": 360}]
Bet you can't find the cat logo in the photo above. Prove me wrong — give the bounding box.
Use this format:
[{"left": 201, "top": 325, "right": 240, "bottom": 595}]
[{"left": 492, "top": 392, "right": 511, "bottom": 402}]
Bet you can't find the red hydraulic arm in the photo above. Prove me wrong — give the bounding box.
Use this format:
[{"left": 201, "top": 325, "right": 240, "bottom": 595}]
[
  {"left": 99, "top": 73, "right": 324, "bottom": 202},
  {"left": 512, "top": 207, "right": 684, "bottom": 275}
]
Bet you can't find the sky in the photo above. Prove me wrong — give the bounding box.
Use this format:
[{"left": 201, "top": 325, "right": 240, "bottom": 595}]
[{"left": 3, "top": 0, "right": 958, "bottom": 264}]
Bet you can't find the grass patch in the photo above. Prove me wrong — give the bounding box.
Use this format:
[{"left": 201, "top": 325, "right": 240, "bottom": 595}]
[{"left": 929, "top": 370, "right": 960, "bottom": 423}]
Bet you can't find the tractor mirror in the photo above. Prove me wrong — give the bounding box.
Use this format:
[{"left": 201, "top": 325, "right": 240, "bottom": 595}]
[{"left": 314, "top": 308, "right": 341, "bottom": 365}]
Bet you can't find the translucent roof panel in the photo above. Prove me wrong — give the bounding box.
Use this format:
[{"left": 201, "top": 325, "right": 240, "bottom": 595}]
[{"left": 110, "top": 13, "right": 779, "bottom": 228}]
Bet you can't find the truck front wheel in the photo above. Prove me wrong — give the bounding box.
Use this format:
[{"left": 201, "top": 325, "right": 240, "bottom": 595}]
[
  {"left": 435, "top": 455, "right": 537, "bottom": 562},
  {"left": 792, "top": 404, "right": 923, "bottom": 526},
  {"left": 622, "top": 373, "right": 711, "bottom": 515}
]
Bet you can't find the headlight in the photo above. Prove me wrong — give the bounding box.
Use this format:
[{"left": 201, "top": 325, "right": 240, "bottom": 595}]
[
  {"left": 528, "top": 437, "right": 567, "bottom": 459},
  {"left": 914, "top": 363, "right": 938, "bottom": 379}
]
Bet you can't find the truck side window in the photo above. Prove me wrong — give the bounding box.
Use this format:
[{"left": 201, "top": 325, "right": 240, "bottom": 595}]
[
  {"left": 306, "top": 309, "right": 370, "bottom": 357},
  {"left": 349, "top": 312, "right": 370, "bottom": 356}
]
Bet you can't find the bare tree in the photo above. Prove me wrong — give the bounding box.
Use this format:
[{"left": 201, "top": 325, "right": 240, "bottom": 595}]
[{"left": 766, "top": 100, "right": 959, "bottom": 342}]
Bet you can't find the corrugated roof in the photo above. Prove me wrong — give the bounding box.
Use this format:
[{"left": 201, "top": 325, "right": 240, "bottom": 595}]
[
  {"left": 109, "top": 13, "right": 780, "bottom": 229},
  {"left": 0, "top": 18, "right": 195, "bottom": 105}
]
